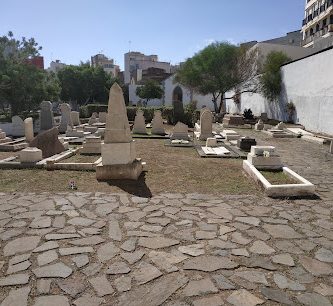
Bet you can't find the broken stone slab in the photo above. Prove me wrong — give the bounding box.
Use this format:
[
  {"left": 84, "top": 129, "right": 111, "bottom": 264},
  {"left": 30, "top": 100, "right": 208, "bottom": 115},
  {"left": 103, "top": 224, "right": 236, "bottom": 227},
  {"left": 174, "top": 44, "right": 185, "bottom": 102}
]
[
  {"left": 183, "top": 278, "right": 218, "bottom": 297},
  {"left": 0, "top": 273, "right": 30, "bottom": 286},
  {"left": 183, "top": 255, "right": 238, "bottom": 271},
  {"left": 59, "top": 247, "right": 94, "bottom": 256},
  {"left": 138, "top": 237, "right": 180, "bottom": 249},
  {"left": 106, "top": 261, "right": 131, "bottom": 275},
  {"left": 1, "top": 286, "right": 31, "bottom": 306},
  {"left": 33, "top": 295, "right": 70, "bottom": 306},
  {"left": 132, "top": 262, "right": 163, "bottom": 285},
  {"left": 3, "top": 236, "right": 41, "bottom": 256},
  {"left": 227, "top": 289, "right": 264, "bottom": 306},
  {"left": 33, "top": 262, "right": 73, "bottom": 278},
  {"left": 89, "top": 275, "right": 114, "bottom": 297}
]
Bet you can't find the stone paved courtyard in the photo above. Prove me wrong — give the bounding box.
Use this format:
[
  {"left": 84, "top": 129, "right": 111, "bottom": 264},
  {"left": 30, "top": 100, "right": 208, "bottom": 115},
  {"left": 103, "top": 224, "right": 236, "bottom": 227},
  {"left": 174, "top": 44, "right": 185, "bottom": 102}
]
[{"left": 0, "top": 191, "right": 333, "bottom": 305}]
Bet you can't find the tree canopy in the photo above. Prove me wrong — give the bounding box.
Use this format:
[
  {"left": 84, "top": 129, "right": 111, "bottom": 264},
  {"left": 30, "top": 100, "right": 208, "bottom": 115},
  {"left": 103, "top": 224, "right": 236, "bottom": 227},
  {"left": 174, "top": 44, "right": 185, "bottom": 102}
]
[
  {"left": 136, "top": 80, "right": 164, "bottom": 106},
  {"left": 175, "top": 42, "right": 258, "bottom": 113},
  {"left": 259, "top": 51, "right": 291, "bottom": 102},
  {"left": 0, "top": 32, "right": 60, "bottom": 116}
]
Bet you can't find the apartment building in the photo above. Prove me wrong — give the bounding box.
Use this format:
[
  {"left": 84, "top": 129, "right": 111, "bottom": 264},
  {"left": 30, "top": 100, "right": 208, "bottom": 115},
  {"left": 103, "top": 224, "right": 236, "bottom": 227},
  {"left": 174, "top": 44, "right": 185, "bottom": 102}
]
[{"left": 91, "top": 54, "right": 120, "bottom": 77}]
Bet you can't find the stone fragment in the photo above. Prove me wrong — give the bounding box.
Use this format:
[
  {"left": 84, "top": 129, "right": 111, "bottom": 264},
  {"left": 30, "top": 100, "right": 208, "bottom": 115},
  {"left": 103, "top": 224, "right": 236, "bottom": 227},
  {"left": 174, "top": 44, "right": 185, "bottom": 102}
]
[
  {"left": 117, "top": 273, "right": 188, "bottom": 306},
  {"left": 231, "top": 248, "right": 249, "bottom": 257},
  {"left": 37, "top": 279, "right": 52, "bottom": 294},
  {"left": 59, "top": 247, "right": 94, "bottom": 256},
  {"left": 33, "top": 295, "right": 70, "bottom": 306},
  {"left": 97, "top": 242, "right": 119, "bottom": 262},
  {"left": 4, "top": 236, "right": 41, "bottom": 256},
  {"left": 231, "top": 232, "right": 252, "bottom": 245},
  {"left": 30, "top": 216, "right": 52, "bottom": 229},
  {"left": 72, "top": 254, "right": 89, "bottom": 268},
  {"left": 37, "top": 250, "right": 58, "bottom": 266},
  {"left": 70, "top": 236, "right": 105, "bottom": 246},
  {"left": 45, "top": 233, "right": 80, "bottom": 240},
  {"left": 183, "top": 278, "right": 218, "bottom": 296},
  {"left": 6, "top": 260, "right": 31, "bottom": 274},
  {"left": 227, "top": 289, "right": 264, "bottom": 306},
  {"left": 299, "top": 255, "right": 333, "bottom": 276},
  {"left": 273, "top": 273, "right": 305, "bottom": 290},
  {"left": 249, "top": 240, "right": 275, "bottom": 254},
  {"left": 314, "top": 283, "right": 333, "bottom": 296},
  {"left": 82, "top": 262, "right": 102, "bottom": 276},
  {"left": 183, "top": 255, "right": 238, "bottom": 271},
  {"left": 109, "top": 220, "right": 122, "bottom": 241},
  {"left": 296, "top": 293, "right": 332, "bottom": 306},
  {"left": 235, "top": 217, "right": 260, "bottom": 226},
  {"left": 148, "top": 250, "right": 186, "bottom": 272},
  {"left": 0, "top": 273, "right": 30, "bottom": 286},
  {"left": 192, "top": 295, "right": 223, "bottom": 306},
  {"left": 106, "top": 261, "right": 131, "bottom": 274},
  {"left": 260, "top": 287, "right": 293, "bottom": 305},
  {"left": 0, "top": 286, "right": 30, "bottom": 306},
  {"left": 315, "top": 248, "right": 333, "bottom": 263},
  {"left": 121, "top": 250, "right": 145, "bottom": 264},
  {"left": 73, "top": 294, "right": 104, "bottom": 306},
  {"left": 234, "top": 270, "right": 268, "bottom": 285},
  {"left": 272, "top": 253, "right": 295, "bottom": 266},
  {"left": 33, "top": 262, "right": 72, "bottom": 278},
  {"left": 212, "top": 274, "right": 235, "bottom": 290},
  {"left": 133, "top": 261, "right": 163, "bottom": 284},
  {"left": 263, "top": 224, "right": 302, "bottom": 239},
  {"left": 115, "top": 276, "right": 132, "bottom": 292},
  {"left": 138, "top": 237, "right": 180, "bottom": 249},
  {"left": 120, "top": 238, "right": 137, "bottom": 252},
  {"left": 178, "top": 244, "right": 205, "bottom": 256},
  {"left": 68, "top": 217, "right": 95, "bottom": 226},
  {"left": 56, "top": 278, "right": 87, "bottom": 298},
  {"left": 89, "top": 275, "right": 114, "bottom": 297}
]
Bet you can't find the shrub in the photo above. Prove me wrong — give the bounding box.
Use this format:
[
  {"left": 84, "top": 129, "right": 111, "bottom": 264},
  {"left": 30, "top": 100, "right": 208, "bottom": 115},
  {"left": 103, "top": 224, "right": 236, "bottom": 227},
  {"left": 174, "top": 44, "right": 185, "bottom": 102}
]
[
  {"left": 79, "top": 104, "right": 108, "bottom": 118},
  {"left": 243, "top": 108, "right": 254, "bottom": 120}
]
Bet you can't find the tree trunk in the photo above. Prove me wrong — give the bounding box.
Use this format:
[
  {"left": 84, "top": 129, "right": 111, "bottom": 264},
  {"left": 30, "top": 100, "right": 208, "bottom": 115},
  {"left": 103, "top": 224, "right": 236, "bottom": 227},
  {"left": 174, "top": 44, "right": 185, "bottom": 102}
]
[{"left": 218, "top": 92, "right": 225, "bottom": 113}]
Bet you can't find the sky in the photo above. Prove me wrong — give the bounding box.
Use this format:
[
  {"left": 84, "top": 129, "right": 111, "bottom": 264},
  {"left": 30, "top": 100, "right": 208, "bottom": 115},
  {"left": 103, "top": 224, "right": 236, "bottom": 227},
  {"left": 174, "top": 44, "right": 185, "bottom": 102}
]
[{"left": 1, "top": 0, "right": 306, "bottom": 70}]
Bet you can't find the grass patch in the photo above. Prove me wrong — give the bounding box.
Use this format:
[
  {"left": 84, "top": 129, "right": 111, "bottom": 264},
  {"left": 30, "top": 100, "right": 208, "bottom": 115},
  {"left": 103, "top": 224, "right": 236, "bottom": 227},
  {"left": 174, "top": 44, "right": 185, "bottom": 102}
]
[
  {"left": 260, "top": 170, "right": 298, "bottom": 185},
  {"left": 61, "top": 154, "right": 99, "bottom": 164}
]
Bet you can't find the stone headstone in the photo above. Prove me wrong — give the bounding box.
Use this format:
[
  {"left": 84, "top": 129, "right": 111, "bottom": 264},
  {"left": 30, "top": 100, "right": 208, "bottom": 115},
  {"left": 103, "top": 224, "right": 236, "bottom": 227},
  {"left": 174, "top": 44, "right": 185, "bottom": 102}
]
[
  {"left": 71, "top": 111, "right": 80, "bottom": 126},
  {"left": 132, "top": 110, "right": 147, "bottom": 134},
  {"left": 99, "top": 112, "right": 107, "bottom": 123},
  {"left": 24, "top": 117, "right": 34, "bottom": 143},
  {"left": 170, "top": 122, "right": 189, "bottom": 140},
  {"left": 206, "top": 137, "right": 217, "bottom": 147},
  {"left": 96, "top": 83, "right": 143, "bottom": 180},
  {"left": 172, "top": 101, "right": 184, "bottom": 124},
  {"left": 237, "top": 137, "right": 256, "bottom": 152},
  {"left": 0, "top": 128, "right": 11, "bottom": 143},
  {"left": 255, "top": 119, "right": 264, "bottom": 131},
  {"left": 199, "top": 110, "right": 213, "bottom": 140},
  {"left": 40, "top": 101, "right": 55, "bottom": 132},
  {"left": 20, "top": 147, "right": 43, "bottom": 163},
  {"left": 276, "top": 122, "right": 286, "bottom": 130},
  {"left": 29, "top": 127, "right": 65, "bottom": 158},
  {"left": 261, "top": 113, "right": 268, "bottom": 121},
  {"left": 88, "top": 113, "right": 98, "bottom": 125},
  {"left": 81, "top": 136, "right": 101, "bottom": 154},
  {"left": 58, "top": 103, "right": 73, "bottom": 133},
  {"left": 11, "top": 116, "right": 25, "bottom": 137},
  {"left": 247, "top": 145, "right": 283, "bottom": 169},
  {"left": 151, "top": 110, "right": 165, "bottom": 135},
  {"left": 223, "top": 114, "right": 244, "bottom": 127}
]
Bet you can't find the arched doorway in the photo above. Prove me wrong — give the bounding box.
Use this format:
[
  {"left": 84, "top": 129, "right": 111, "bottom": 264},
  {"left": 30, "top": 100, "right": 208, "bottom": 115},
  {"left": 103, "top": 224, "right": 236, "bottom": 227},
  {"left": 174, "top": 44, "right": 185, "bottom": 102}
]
[{"left": 172, "top": 86, "right": 183, "bottom": 102}]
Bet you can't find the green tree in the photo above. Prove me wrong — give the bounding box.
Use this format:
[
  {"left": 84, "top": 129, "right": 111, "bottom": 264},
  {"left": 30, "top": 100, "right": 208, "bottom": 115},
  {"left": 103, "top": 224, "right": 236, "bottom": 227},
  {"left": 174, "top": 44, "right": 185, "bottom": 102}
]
[
  {"left": 0, "top": 32, "right": 60, "bottom": 116},
  {"left": 136, "top": 80, "right": 163, "bottom": 106},
  {"left": 175, "top": 42, "right": 258, "bottom": 113},
  {"left": 259, "top": 51, "right": 291, "bottom": 102}
]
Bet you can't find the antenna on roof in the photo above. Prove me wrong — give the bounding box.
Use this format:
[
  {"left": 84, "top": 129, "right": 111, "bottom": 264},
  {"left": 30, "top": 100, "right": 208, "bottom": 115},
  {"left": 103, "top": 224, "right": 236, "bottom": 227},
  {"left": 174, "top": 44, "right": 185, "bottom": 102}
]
[{"left": 128, "top": 40, "right": 131, "bottom": 52}]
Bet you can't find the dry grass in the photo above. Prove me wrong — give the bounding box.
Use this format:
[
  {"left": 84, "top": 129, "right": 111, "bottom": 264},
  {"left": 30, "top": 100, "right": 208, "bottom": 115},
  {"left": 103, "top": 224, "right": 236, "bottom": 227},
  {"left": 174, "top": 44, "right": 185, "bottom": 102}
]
[
  {"left": 0, "top": 138, "right": 260, "bottom": 197},
  {"left": 260, "top": 170, "right": 298, "bottom": 185}
]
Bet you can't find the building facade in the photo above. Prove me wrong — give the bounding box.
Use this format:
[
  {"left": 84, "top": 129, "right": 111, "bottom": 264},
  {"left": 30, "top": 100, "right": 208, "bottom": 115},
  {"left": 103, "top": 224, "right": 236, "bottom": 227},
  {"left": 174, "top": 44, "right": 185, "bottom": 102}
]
[
  {"left": 26, "top": 56, "right": 44, "bottom": 69},
  {"left": 91, "top": 54, "right": 120, "bottom": 77},
  {"left": 124, "top": 51, "right": 171, "bottom": 84},
  {"left": 302, "top": 0, "right": 333, "bottom": 47},
  {"left": 48, "top": 60, "right": 67, "bottom": 73}
]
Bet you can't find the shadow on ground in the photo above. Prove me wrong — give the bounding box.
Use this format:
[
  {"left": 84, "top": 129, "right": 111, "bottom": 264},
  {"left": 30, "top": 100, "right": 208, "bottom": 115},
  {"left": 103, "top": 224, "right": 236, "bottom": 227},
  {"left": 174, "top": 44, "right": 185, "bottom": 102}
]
[{"left": 106, "top": 172, "right": 152, "bottom": 198}]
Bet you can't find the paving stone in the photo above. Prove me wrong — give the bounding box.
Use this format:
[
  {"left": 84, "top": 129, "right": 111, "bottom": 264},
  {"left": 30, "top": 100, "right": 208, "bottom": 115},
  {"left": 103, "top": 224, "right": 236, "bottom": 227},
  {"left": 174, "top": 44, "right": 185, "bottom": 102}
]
[
  {"left": 212, "top": 274, "right": 235, "bottom": 290},
  {"left": 45, "top": 233, "right": 80, "bottom": 240},
  {"left": 73, "top": 294, "right": 104, "bottom": 306},
  {"left": 37, "top": 279, "right": 52, "bottom": 294},
  {"left": 195, "top": 230, "right": 217, "bottom": 239},
  {"left": 244, "top": 229, "right": 270, "bottom": 241},
  {"left": 138, "top": 237, "right": 180, "bottom": 249},
  {"left": 121, "top": 250, "right": 145, "bottom": 264},
  {"left": 30, "top": 216, "right": 52, "bottom": 228},
  {"left": 249, "top": 240, "right": 275, "bottom": 254},
  {"left": 68, "top": 217, "right": 95, "bottom": 226},
  {"left": 231, "top": 248, "right": 250, "bottom": 257},
  {"left": 70, "top": 236, "right": 105, "bottom": 246},
  {"left": 37, "top": 250, "right": 58, "bottom": 266},
  {"left": 290, "top": 266, "right": 314, "bottom": 284},
  {"left": 106, "top": 261, "right": 131, "bottom": 274},
  {"left": 114, "top": 276, "right": 132, "bottom": 292},
  {"left": 117, "top": 273, "right": 188, "bottom": 306},
  {"left": 192, "top": 295, "right": 224, "bottom": 306},
  {"left": 183, "top": 255, "right": 238, "bottom": 271},
  {"left": 299, "top": 255, "right": 333, "bottom": 276},
  {"left": 56, "top": 278, "right": 87, "bottom": 298},
  {"left": 82, "top": 262, "right": 102, "bottom": 276},
  {"left": 33, "top": 262, "right": 73, "bottom": 278},
  {"left": 0, "top": 286, "right": 30, "bottom": 306},
  {"left": 273, "top": 273, "right": 306, "bottom": 290},
  {"left": 234, "top": 270, "right": 268, "bottom": 285},
  {"left": 178, "top": 244, "right": 205, "bottom": 256},
  {"left": 296, "top": 293, "right": 332, "bottom": 306},
  {"left": 3, "top": 235, "right": 41, "bottom": 256},
  {"left": 208, "top": 239, "right": 238, "bottom": 249},
  {"left": 263, "top": 224, "right": 302, "bottom": 239},
  {"left": 72, "top": 254, "right": 89, "bottom": 268},
  {"left": 314, "top": 283, "right": 333, "bottom": 296},
  {"left": 0, "top": 273, "right": 30, "bottom": 286},
  {"left": 33, "top": 295, "right": 70, "bottom": 306},
  {"left": 6, "top": 259, "right": 31, "bottom": 274},
  {"left": 0, "top": 228, "right": 25, "bottom": 241},
  {"left": 227, "top": 289, "right": 264, "bottom": 306},
  {"left": 120, "top": 238, "right": 137, "bottom": 252},
  {"left": 109, "top": 219, "right": 122, "bottom": 241},
  {"left": 240, "top": 256, "right": 277, "bottom": 271},
  {"left": 140, "top": 224, "right": 163, "bottom": 232},
  {"left": 219, "top": 225, "right": 236, "bottom": 235},
  {"left": 183, "top": 278, "right": 218, "bottom": 296},
  {"left": 231, "top": 232, "right": 252, "bottom": 245},
  {"left": 59, "top": 246, "right": 94, "bottom": 256},
  {"left": 97, "top": 242, "right": 119, "bottom": 262},
  {"left": 53, "top": 216, "right": 66, "bottom": 228},
  {"left": 315, "top": 248, "right": 333, "bottom": 263},
  {"left": 272, "top": 253, "right": 295, "bottom": 266},
  {"left": 133, "top": 262, "right": 163, "bottom": 285},
  {"left": 275, "top": 240, "right": 303, "bottom": 254},
  {"left": 148, "top": 250, "right": 186, "bottom": 272},
  {"left": 235, "top": 217, "right": 260, "bottom": 226},
  {"left": 260, "top": 287, "right": 294, "bottom": 305},
  {"left": 171, "top": 229, "right": 195, "bottom": 241},
  {"left": 127, "top": 210, "right": 146, "bottom": 221}
]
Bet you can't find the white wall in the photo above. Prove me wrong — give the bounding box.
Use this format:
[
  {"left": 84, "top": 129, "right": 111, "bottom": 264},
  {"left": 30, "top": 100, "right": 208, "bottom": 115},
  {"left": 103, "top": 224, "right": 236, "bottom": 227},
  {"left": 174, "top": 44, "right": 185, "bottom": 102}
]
[{"left": 225, "top": 47, "right": 333, "bottom": 135}]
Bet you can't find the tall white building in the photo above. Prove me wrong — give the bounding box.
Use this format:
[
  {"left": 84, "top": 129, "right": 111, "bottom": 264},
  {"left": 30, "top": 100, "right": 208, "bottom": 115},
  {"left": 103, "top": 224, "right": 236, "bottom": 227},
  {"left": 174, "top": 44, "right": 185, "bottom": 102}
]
[
  {"left": 124, "top": 51, "right": 171, "bottom": 84},
  {"left": 301, "top": 0, "right": 333, "bottom": 47},
  {"left": 48, "top": 60, "right": 67, "bottom": 73}
]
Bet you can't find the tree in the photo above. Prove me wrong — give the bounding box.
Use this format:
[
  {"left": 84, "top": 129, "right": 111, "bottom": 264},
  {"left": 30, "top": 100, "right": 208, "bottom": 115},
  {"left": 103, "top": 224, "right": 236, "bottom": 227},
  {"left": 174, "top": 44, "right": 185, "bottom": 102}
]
[
  {"left": 136, "top": 80, "right": 163, "bottom": 106},
  {"left": 175, "top": 42, "right": 258, "bottom": 113},
  {"left": 259, "top": 51, "right": 291, "bottom": 102},
  {"left": 0, "top": 32, "right": 60, "bottom": 116}
]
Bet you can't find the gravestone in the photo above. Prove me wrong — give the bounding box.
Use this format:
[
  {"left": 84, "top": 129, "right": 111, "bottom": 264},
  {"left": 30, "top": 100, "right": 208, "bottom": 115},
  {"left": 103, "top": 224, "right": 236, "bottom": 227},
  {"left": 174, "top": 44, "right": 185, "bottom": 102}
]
[
  {"left": 99, "top": 112, "right": 107, "bottom": 123},
  {"left": 261, "top": 113, "right": 268, "bottom": 121},
  {"left": 40, "top": 101, "right": 54, "bottom": 132},
  {"left": 255, "top": 119, "right": 264, "bottom": 131},
  {"left": 24, "top": 117, "right": 34, "bottom": 143},
  {"left": 206, "top": 137, "right": 217, "bottom": 147},
  {"left": 199, "top": 110, "right": 213, "bottom": 140},
  {"left": 58, "top": 103, "right": 73, "bottom": 133},
  {"left": 11, "top": 116, "right": 25, "bottom": 137},
  {"left": 247, "top": 146, "right": 283, "bottom": 169},
  {"left": 172, "top": 101, "right": 184, "bottom": 124},
  {"left": 151, "top": 110, "right": 165, "bottom": 135},
  {"left": 237, "top": 137, "right": 256, "bottom": 152},
  {"left": 132, "top": 110, "right": 147, "bottom": 134},
  {"left": 96, "top": 83, "right": 143, "bottom": 180},
  {"left": 0, "top": 128, "right": 11, "bottom": 143},
  {"left": 275, "top": 122, "right": 286, "bottom": 130},
  {"left": 20, "top": 147, "right": 43, "bottom": 163},
  {"left": 170, "top": 122, "right": 189, "bottom": 140},
  {"left": 223, "top": 114, "right": 244, "bottom": 126},
  {"left": 71, "top": 111, "right": 80, "bottom": 126},
  {"left": 81, "top": 136, "right": 101, "bottom": 154},
  {"left": 29, "top": 127, "right": 65, "bottom": 158},
  {"left": 88, "top": 113, "right": 98, "bottom": 125}
]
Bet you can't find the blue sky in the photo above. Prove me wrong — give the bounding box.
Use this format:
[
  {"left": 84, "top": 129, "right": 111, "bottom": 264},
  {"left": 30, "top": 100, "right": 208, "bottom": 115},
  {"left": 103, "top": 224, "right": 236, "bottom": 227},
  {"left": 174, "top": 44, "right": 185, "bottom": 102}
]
[{"left": 1, "top": 0, "right": 305, "bottom": 70}]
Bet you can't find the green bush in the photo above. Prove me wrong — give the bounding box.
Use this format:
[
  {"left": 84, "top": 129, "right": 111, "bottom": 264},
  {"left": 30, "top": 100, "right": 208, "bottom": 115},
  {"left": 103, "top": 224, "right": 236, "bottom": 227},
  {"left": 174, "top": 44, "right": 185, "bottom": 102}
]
[{"left": 79, "top": 104, "right": 108, "bottom": 118}]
